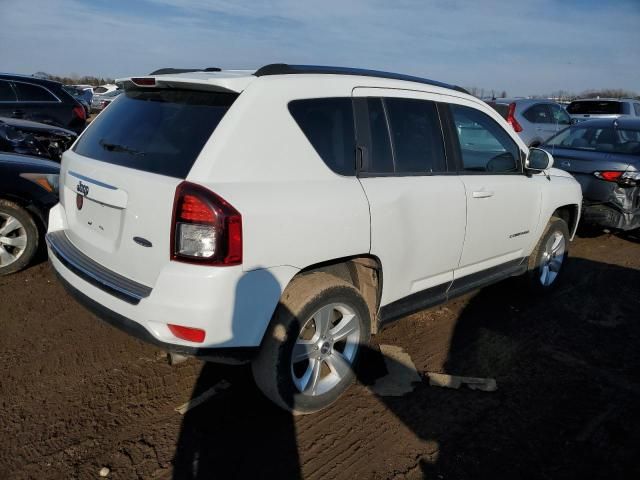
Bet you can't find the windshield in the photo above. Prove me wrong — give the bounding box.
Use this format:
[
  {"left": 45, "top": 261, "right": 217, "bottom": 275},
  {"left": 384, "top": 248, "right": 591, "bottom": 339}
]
[
  {"left": 567, "top": 101, "right": 623, "bottom": 115},
  {"left": 73, "top": 88, "right": 238, "bottom": 177},
  {"left": 545, "top": 125, "right": 640, "bottom": 155}
]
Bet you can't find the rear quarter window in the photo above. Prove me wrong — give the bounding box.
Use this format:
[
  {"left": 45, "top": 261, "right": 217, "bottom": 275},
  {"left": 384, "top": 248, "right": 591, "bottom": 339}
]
[
  {"left": 288, "top": 98, "right": 356, "bottom": 175},
  {"left": 73, "top": 88, "right": 238, "bottom": 178},
  {"left": 491, "top": 103, "right": 509, "bottom": 119},
  {"left": 0, "top": 80, "right": 16, "bottom": 101}
]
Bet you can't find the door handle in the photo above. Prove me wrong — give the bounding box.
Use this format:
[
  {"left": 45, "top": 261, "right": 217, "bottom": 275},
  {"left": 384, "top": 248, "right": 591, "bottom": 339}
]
[
  {"left": 12, "top": 109, "right": 25, "bottom": 117},
  {"left": 472, "top": 190, "right": 494, "bottom": 198}
]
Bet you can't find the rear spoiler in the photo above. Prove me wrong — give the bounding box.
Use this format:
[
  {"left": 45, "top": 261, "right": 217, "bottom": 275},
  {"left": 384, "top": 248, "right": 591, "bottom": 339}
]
[{"left": 116, "top": 73, "right": 254, "bottom": 94}]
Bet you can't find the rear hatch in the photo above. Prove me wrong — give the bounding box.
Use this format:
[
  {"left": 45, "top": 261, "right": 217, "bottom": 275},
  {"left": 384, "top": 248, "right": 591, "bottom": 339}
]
[
  {"left": 567, "top": 100, "right": 626, "bottom": 123},
  {"left": 543, "top": 121, "right": 639, "bottom": 201},
  {"left": 546, "top": 147, "right": 632, "bottom": 201},
  {"left": 60, "top": 82, "right": 240, "bottom": 286}
]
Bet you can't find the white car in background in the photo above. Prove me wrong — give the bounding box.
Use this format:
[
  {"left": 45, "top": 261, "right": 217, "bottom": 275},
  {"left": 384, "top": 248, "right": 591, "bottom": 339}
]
[
  {"left": 46, "top": 64, "right": 582, "bottom": 414},
  {"left": 92, "top": 84, "right": 118, "bottom": 95}
]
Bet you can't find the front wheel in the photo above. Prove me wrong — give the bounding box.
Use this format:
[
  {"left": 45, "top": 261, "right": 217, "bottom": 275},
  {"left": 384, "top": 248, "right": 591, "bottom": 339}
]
[
  {"left": 252, "top": 272, "right": 371, "bottom": 414},
  {"left": 526, "top": 216, "right": 570, "bottom": 292}
]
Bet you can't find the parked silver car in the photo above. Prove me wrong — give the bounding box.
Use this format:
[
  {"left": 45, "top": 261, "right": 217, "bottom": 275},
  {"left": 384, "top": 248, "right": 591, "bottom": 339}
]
[
  {"left": 489, "top": 99, "right": 572, "bottom": 147},
  {"left": 566, "top": 98, "right": 640, "bottom": 123}
]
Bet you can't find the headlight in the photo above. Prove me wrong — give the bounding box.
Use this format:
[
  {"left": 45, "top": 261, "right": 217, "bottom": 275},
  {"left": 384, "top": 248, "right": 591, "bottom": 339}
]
[{"left": 20, "top": 173, "right": 60, "bottom": 193}]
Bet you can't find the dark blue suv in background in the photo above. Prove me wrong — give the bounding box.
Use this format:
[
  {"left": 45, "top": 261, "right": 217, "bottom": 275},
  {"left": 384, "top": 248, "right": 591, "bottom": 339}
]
[{"left": 0, "top": 74, "right": 86, "bottom": 133}]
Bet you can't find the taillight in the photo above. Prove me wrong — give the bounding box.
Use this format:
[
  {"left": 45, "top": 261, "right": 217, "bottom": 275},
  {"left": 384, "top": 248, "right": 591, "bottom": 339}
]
[
  {"left": 594, "top": 170, "right": 639, "bottom": 186},
  {"left": 506, "top": 103, "right": 523, "bottom": 133},
  {"left": 594, "top": 171, "right": 623, "bottom": 182},
  {"left": 171, "top": 181, "right": 242, "bottom": 266},
  {"left": 168, "top": 324, "right": 206, "bottom": 343},
  {"left": 100, "top": 100, "right": 109, "bottom": 109},
  {"left": 73, "top": 105, "right": 86, "bottom": 120}
]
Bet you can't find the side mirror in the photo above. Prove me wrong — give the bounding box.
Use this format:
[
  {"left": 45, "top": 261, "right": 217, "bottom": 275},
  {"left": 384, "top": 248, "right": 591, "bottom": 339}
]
[{"left": 526, "top": 148, "right": 554, "bottom": 171}]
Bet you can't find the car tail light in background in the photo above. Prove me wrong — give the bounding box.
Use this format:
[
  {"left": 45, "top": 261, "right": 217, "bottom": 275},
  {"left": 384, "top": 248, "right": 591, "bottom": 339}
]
[
  {"left": 594, "top": 170, "right": 640, "bottom": 186},
  {"left": 73, "top": 105, "right": 86, "bottom": 120},
  {"left": 594, "top": 171, "right": 623, "bottom": 182},
  {"left": 506, "top": 103, "right": 523, "bottom": 133},
  {"left": 171, "top": 181, "right": 242, "bottom": 266},
  {"left": 100, "top": 100, "right": 109, "bottom": 109},
  {"left": 168, "top": 324, "right": 206, "bottom": 343}
]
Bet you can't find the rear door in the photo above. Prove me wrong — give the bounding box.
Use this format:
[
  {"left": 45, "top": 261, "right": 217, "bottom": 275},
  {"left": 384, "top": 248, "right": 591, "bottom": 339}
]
[
  {"left": 444, "top": 102, "right": 543, "bottom": 276},
  {"left": 60, "top": 86, "right": 238, "bottom": 286},
  {"left": 352, "top": 88, "right": 467, "bottom": 307}
]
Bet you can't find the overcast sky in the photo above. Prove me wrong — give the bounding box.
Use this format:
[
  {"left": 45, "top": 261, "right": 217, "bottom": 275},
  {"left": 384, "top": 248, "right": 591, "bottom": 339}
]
[{"left": 2, "top": 0, "right": 638, "bottom": 96}]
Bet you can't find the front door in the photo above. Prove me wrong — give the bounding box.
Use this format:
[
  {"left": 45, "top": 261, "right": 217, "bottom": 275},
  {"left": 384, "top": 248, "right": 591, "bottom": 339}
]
[{"left": 446, "top": 102, "right": 543, "bottom": 277}]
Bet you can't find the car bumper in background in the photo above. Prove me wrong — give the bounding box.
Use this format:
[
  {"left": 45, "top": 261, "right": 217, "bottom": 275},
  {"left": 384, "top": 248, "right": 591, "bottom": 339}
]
[{"left": 582, "top": 201, "right": 640, "bottom": 231}]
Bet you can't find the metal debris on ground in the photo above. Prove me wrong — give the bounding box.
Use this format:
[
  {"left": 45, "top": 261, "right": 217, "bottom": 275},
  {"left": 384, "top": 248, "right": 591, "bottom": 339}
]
[
  {"left": 371, "top": 344, "right": 422, "bottom": 397},
  {"left": 426, "top": 372, "right": 497, "bottom": 392},
  {"left": 175, "top": 380, "right": 231, "bottom": 415}
]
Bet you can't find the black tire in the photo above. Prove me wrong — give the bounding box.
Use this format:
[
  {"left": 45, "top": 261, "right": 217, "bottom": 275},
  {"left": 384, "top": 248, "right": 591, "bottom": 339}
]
[
  {"left": 252, "top": 272, "right": 372, "bottom": 414},
  {"left": 0, "top": 199, "right": 39, "bottom": 276},
  {"left": 526, "top": 216, "right": 570, "bottom": 292}
]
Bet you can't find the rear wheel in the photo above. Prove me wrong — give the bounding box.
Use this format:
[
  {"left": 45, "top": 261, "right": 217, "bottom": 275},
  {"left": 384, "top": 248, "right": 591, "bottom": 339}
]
[
  {"left": 526, "top": 216, "right": 570, "bottom": 292},
  {"left": 0, "top": 200, "right": 39, "bottom": 276},
  {"left": 252, "top": 272, "right": 371, "bottom": 414}
]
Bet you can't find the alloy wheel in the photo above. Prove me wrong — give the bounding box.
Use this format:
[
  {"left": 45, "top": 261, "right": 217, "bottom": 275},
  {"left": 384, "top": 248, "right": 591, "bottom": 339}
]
[{"left": 291, "top": 303, "right": 361, "bottom": 396}]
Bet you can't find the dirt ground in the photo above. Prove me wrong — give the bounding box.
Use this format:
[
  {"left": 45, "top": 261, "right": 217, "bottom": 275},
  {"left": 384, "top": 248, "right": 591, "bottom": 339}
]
[{"left": 1, "top": 231, "right": 639, "bottom": 480}]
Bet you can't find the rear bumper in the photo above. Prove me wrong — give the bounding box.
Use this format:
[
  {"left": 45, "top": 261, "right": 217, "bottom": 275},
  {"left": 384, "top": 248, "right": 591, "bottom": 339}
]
[
  {"left": 54, "top": 269, "right": 258, "bottom": 361},
  {"left": 582, "top": 202, "right": 640, "bottom": 231},
  {"left": 47, "top": 204, "right": 298, "bottom": 352}
]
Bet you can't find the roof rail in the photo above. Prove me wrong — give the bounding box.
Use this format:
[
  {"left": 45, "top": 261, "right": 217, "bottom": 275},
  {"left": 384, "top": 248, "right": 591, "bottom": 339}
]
[
  {"left": 254, "top": 63, "right": 469, "bottom": 94},
  {"left": 149, "top": 67, "right": 222, "bottom": 75}
]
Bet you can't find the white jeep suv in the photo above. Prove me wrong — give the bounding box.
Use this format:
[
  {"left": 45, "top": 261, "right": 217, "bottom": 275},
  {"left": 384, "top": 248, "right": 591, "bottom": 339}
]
[{"left": 47, "top": 64, "right": 582, "bottom": 413}]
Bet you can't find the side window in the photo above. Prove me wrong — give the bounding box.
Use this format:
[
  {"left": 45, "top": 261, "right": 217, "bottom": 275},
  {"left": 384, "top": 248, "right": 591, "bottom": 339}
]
[
  {"left": 450, "top": 104, "right": 520, "bottom": 174},
  {"left": 288, "top": 98, "right": 356, "bottom": 175},
  {"left": 549, "top": 104, "right": 571, "bottom": 125},
  {"left": 634, "top": 103, "right": 640, "bottom": 116},
  {"left": 12, "top": 82, "right": 58, "bottom": 102},
  {"left": 384, "top": 98, "right": 446, "bottom": 173},
  {"left": 523, "top": 103, "right": 552, "bottom": 124},
  {"left": 364, "top": 98, "right": 394, "bottom": 173},
  {"left": 0, "top": 81, "right": 17, "bottom": 101}
]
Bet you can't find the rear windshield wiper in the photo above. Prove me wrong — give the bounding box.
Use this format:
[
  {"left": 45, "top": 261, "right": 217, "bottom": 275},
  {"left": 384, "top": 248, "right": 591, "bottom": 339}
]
[{"left": 99, "top": 139, "right": 145, "bottom": 156}]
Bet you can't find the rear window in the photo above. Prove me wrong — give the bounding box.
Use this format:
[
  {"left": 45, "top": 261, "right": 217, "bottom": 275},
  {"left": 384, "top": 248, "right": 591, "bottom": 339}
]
[
  {"left": 73, "top": 88, "right": 238, "bottom": 178},
  {"left": 567, "top": 101, "right": 623, "bottom": 115},
  {"left": 94, "top": 86, "right": 108, "bottom": 94},
  {"left": 545, "top": 125, "right": 640, "bottom": 155},
  {"left": 288, "top": 98, "right": 356, "bottom": 175}
]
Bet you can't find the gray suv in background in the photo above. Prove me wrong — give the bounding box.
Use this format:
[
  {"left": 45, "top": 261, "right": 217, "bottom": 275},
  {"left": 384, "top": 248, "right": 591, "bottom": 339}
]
[
  {"left": 489, "top": 98, "right": 571, "bottom": 147},
  {"left": 566, "top": 99, "right": 640, "bottom": 123}
]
